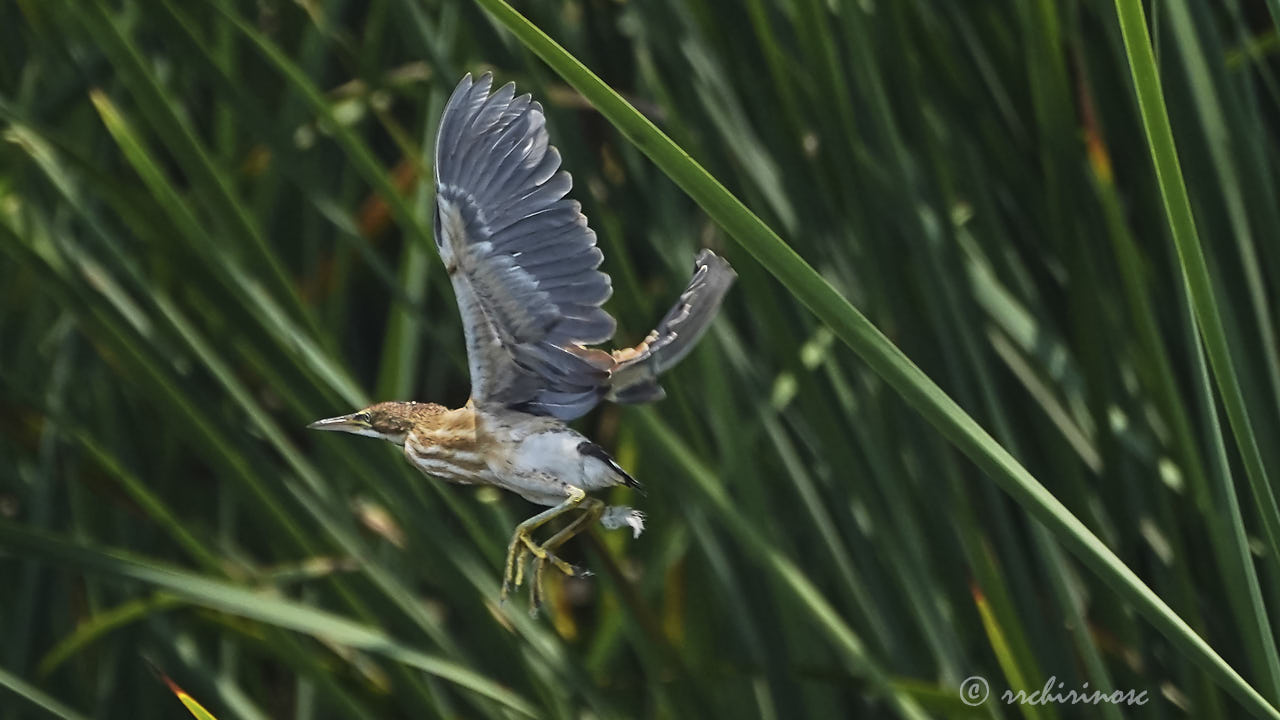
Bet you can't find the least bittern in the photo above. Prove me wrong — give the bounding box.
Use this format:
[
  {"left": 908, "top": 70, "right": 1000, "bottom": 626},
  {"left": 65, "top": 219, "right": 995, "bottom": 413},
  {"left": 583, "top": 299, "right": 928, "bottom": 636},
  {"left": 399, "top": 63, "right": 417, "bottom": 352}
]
[{"left": 310, "top": 73, "right": 735, "bottom": 611}]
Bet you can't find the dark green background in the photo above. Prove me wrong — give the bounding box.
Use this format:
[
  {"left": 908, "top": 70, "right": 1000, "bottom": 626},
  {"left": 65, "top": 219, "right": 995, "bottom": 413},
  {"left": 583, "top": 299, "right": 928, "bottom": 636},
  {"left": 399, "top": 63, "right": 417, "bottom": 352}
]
[{"left": 3, "top": 0, "right": 1280, "bottom": 718}]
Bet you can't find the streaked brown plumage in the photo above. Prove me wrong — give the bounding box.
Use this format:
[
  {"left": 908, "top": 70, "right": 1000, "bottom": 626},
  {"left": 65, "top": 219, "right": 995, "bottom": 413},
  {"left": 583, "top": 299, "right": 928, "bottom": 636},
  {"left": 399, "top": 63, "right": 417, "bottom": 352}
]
[{"left": 309, "top": 73, "right": 735, "bottom": 611}]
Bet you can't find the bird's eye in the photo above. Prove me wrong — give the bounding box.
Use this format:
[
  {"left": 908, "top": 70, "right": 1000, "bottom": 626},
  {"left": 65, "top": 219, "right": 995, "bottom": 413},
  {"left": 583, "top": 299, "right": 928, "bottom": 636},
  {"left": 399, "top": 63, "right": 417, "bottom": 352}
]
[{"left": 353, "top": 412, "right": 372, "bottom": 424}]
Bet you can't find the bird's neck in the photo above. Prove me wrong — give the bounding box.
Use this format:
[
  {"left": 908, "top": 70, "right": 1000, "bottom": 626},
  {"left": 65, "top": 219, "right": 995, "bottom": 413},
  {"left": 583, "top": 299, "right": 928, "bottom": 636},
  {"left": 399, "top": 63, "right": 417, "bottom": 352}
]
[{"left": 410, "top": 403, "right": 478, "bottom": 446}]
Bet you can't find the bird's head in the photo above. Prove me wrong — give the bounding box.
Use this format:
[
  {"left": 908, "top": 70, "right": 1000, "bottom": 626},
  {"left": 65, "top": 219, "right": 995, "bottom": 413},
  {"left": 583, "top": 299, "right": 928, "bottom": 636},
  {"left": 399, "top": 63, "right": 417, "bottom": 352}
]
[{"left": 307, "top": 401, "right": 434, "bottom": 446}]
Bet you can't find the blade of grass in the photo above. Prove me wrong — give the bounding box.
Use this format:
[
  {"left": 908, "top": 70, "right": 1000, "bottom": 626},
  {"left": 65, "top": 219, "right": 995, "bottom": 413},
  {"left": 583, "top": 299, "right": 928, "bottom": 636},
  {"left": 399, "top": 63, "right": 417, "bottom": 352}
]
[
  {"left": 1112, "top": 0, "right": 1280, "bottom": 527},
  {"left": 1111, "top": 0, "right": 1280, "bottom": 683},
  {"left": 71, "top": 1, "right": 322, "bottom": 342},
  {"left": 202, "top": 0, "right": 435, "bottom": 252},
  {"left": 38, "top": 594, "right": 184, "bottom": 677},
  {"left": 972, "top": 582, "right": 1049, "bottom": 720},
  {"left": 0, "top": 665, "right": 91, "bottom": 720},
  {"left": 632, "top": 407, "right": 929, "bottom": 720},
  {"left": 473, "top": 1, "right": 1280, "bottom": 717},
  {"left": 1181, "top": 257, "right": 1280, "bottom": 706},
  {"left": 152, "top": 666, "right": 223, "bottom": 720},
  {"left": 1093, "top": 111, "right": 1280, "bottom": 700},
  {"left": 0, "top": 521, "right": 539, "bottom": 718},
  {"left": 1164, "top": 0, "right": 1280, "bottom": 450}
]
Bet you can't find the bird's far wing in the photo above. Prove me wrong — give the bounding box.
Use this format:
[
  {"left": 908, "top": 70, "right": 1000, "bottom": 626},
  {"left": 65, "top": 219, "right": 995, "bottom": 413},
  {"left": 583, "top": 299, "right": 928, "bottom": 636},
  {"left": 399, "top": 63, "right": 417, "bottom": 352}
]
[
  {"left": 606, "top": 249, "right": 737, "bottom": 404},
  {"left": 433, "top": 73, "right": 618, "bottom": 420}
]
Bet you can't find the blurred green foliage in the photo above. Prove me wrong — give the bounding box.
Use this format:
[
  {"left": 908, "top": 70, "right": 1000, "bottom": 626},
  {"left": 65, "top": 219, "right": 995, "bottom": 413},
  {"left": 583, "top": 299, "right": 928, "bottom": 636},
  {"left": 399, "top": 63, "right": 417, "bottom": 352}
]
[{"left": 3, "top": 0, "right": 1280, "bottom": 718}]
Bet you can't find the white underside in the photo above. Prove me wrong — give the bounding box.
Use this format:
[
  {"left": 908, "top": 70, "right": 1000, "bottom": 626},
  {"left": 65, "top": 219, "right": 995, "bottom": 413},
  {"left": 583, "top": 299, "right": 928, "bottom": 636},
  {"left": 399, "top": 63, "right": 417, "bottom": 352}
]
[
  {"left": 401, "top": 413, "right": 641, "bottom": 534},
  {"left": 497, "top": 427, "right": 620, "bottom": 505}
]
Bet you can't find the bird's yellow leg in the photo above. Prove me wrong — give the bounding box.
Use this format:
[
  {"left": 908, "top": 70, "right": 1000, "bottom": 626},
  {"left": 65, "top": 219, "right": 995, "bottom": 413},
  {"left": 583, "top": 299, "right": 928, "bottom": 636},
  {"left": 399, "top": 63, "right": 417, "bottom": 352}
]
[
  {"left": 521, "top": 497, "right": 602, "bottom": 576},
  {"left": 539, "top": 498, "right": 604, "bottom": 559},
  {"left": 530, "top": 498, "right": 604, "bottom": 613},
  {"left": 501, "top": 486, "right": 589, "bottom": 602}
]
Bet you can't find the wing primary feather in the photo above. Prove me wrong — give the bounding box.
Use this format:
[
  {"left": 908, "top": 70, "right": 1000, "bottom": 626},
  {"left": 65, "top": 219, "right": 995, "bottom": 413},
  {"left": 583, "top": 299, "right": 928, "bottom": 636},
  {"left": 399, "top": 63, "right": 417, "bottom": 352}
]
[
  {"left": 487, "top": 198, "right": 579, "bottom": 236},
  {"left": 488, "top": 173, "right": 574, "bottom": 229},
  {"left": 433, "top": 73, "right": 473, "bottom": 177},
  {"left": 438, "top": 73, "right": 491, "bottom": 179},
  {"left": 457, "top": 83, "right": 517, "bottom": 189},
  {"left": 483, "top": 112, "right": 546, "bottom": 200},
  {"left": 453, "top": 81, "right": 512, "bottom": 181},
  {"left": 521, "top": 245, "right": 603, "bottom": 277}
]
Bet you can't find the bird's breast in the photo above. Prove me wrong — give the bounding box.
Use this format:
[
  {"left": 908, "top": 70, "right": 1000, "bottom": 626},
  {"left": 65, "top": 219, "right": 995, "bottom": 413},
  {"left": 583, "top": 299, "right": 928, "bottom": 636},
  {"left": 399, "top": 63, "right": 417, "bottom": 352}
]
[{"left": 403, "top": 422, "right": 490, "bottom": 485}]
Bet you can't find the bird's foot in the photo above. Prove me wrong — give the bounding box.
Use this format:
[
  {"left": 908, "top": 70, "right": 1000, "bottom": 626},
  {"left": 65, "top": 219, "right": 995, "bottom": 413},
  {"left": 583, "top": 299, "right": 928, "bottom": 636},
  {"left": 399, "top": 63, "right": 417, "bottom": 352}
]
[
  {"left": 519, "top": 533, "right": 588, "bottom": 576},
  {"left": 529, "top": 555, "right": 594, "bottom": 616},
  {"left": 500, "top": 529, "right": 592, "bottom": 605},
  {"left": 499, "top": 491, "right": 599, "bottom": 610}
]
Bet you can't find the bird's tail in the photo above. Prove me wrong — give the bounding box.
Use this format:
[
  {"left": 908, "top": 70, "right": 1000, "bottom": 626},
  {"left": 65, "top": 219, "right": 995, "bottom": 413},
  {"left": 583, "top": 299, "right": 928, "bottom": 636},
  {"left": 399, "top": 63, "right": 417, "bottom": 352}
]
[{"left": 606, "top": 249, "right": 736, "bottom": 404}]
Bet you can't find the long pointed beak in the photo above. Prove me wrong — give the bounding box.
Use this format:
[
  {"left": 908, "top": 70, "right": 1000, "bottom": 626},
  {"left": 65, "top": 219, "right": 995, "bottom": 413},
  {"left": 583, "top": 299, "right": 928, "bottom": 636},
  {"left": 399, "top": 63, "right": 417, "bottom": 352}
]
[{"left": 307, "top": 414, "right": 363, "bottom": 432}]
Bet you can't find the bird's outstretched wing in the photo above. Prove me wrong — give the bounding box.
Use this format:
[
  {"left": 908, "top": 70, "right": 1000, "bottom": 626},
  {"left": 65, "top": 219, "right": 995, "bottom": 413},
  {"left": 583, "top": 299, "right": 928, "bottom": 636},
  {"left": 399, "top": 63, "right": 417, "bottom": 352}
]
[
  {"left": 606, "top": 249, "right": 737, "bottom": 404},
  {"left": 434, "top": 73, "right": 616, "bottom": 418},
  {"left": 433, "top": 73, "right": 735, "bottom": 420}
]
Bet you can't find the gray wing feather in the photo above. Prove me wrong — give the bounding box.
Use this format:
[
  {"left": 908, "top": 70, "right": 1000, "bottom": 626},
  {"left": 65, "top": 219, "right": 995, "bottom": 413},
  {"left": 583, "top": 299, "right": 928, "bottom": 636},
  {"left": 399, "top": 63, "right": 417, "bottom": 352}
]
[
  {"left": 646, "top": 249, "right": 737, "bottom": 372},
  {"left": 433, "top": 73, "right": 733, "bottom": 420},
  {"left": 434, "top": 73, "right": 616, "bottom": 417},
  {"left": 606, "top": 249, "right": 737, "bottom": 403}
]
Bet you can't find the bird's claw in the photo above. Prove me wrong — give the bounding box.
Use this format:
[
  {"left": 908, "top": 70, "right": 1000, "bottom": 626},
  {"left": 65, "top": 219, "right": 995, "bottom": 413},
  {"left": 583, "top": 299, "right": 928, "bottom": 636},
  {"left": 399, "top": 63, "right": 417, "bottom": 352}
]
[
  {"left": 529, "top": 554, "right": 580, "bottom": 615},
  {"left": 500, "top": 535, "right": 528, "bottom": 603},
  {"left": 501, "top": 528, "right": 593, "bottom": 611},
  {"left": 519, "top": 533, "right": 584, "bottom": 577},
  {"left": 500, "top": 496, "right": 604, "bottom": 612}
]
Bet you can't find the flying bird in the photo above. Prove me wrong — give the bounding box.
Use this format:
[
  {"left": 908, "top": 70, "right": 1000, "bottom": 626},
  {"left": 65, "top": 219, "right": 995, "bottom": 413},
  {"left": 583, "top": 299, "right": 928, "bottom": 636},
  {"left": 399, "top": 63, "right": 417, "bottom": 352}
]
[{"left": 310, "top": 73, "right": 735, "bottom": 610}]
